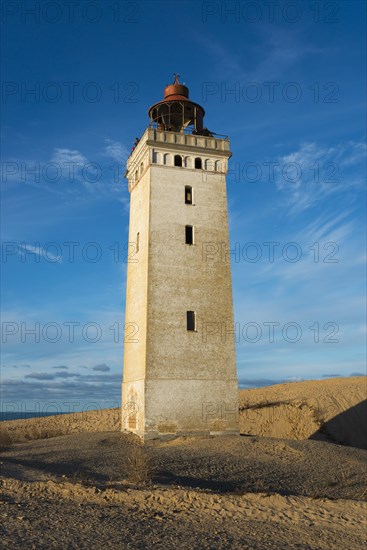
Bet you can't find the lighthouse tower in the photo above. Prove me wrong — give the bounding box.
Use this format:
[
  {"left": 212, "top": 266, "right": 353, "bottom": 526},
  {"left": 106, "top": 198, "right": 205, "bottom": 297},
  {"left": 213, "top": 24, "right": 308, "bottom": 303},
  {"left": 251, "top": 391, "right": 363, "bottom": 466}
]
[{"left": 122, "top": 75, "right": 239, "bottom": 440}]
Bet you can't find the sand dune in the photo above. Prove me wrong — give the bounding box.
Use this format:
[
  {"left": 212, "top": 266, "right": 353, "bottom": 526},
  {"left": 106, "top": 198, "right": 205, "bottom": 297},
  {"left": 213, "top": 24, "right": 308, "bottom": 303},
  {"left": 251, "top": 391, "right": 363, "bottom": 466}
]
[
  {"left": 2, "top": 376, "right": 366, "bottom": 449},
  {"left": 1, "top": 406, "right": 120, "bottom": 442},
  {"left": 1, "top": 377, "right": 367, "bottom": 549},
  {"left": 239, "top": 376, "right": 367, "bottom": 449}
]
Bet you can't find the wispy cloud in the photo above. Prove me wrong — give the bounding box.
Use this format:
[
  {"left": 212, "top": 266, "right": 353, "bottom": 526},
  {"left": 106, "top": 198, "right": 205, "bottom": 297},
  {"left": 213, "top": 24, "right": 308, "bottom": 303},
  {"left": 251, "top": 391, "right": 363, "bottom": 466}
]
[
  {"left": 275, "top": 141, "right": 366, "bottom": 212},
  {"left": 24, "top": 371, "right": 82, "bottom": 380},
  {"left": 18, "top": 243, "right": 63, "bottom": 263},
  {"left": 2, "top": 372, "right": 121, "bottom": 403},
  {"left": 194, "top": 27, "right": 326, "bottom": 82},
  {"left": 103, "top": 139, "right": 129, "bottom": 163},
  {"left": 51, "top": 148, "right": 87, "bottom": 165},
  {"left": 2, "top": 145, "right": 129, "bottom": 202},
  {"left": 25, "top": 372, "right": 55, "bottom": 381},
  {"left": 92, "top": 363, "right": 110, "bottom": 372}
]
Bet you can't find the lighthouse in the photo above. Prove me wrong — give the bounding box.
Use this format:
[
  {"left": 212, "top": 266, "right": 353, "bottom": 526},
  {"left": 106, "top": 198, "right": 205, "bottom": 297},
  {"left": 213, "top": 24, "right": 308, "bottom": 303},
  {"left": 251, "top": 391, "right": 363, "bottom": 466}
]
[{"left": 122, "top": 75, "right": 239, "bottom": 440}]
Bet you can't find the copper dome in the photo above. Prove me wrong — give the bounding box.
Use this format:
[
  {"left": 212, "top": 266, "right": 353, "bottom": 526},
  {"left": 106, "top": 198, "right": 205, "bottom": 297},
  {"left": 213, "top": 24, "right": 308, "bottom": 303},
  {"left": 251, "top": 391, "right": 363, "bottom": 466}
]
[{"left": 148, "top": 74, "right": 205, "bottom": 133}]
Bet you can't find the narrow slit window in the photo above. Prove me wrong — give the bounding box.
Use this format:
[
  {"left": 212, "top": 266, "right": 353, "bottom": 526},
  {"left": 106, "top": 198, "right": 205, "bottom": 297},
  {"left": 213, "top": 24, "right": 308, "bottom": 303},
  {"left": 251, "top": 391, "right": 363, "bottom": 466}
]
[
  {"left": 185, "top": 225, "right": 194, "bottom": 245},
  {"left": 174, "top": 155, "right": 182, "bottom": 167},
  {"left": 187, "top": 311, "right": 196, "bottom": 331},
  {"left": 185, "top": 186, "right": 193, "bottom": 204},
  {"left": 136, "top": 232, "right": 140, "bottom": 253},
  {"left": 195, "top": 157, "right": 202, "bottom": 169}
]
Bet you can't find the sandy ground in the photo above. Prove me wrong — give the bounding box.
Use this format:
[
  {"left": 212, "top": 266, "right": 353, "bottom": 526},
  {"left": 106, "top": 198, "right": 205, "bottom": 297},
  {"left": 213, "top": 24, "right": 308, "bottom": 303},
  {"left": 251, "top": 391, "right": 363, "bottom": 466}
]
[{"left": 1, "top": 377, "right": 366, "bottom": 548}]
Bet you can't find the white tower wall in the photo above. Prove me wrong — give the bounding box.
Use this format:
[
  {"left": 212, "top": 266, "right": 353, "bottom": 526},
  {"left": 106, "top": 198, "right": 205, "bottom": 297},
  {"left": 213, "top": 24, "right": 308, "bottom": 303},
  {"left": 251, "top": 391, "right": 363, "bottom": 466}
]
[{"left": 122, "top": 128, "right": 239, "bottom": 439}]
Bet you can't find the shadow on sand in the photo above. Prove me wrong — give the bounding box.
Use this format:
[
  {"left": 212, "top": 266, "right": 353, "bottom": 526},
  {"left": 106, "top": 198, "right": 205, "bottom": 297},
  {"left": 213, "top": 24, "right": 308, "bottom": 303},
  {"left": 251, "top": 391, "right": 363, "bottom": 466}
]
[{"left": 310, "top": 399, "right": 367, "bottom": 450}]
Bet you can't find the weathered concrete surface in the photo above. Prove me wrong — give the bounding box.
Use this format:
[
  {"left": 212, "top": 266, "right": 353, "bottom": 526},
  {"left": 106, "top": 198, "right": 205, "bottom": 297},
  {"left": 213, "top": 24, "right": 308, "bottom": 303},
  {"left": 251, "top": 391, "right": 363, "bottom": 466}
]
[{"left": 122, "top": 129, "right": 239, "bottom": 439}]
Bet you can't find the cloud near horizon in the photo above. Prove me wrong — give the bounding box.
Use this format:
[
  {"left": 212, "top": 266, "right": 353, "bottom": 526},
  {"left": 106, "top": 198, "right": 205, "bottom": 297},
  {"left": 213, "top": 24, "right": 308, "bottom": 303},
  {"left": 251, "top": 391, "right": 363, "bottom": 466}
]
[{"left": 92, "top": 363, "right": 110, "bottom": 372}]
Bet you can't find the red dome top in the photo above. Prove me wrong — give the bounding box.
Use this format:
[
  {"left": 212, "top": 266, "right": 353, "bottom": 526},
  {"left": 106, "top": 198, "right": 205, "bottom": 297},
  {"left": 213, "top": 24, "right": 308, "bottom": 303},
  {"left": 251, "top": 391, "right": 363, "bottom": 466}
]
[
  {"left": 163, "top": 74, "right": 189, "bottom": 100},
  {"left": 148, "top": 74, "right": 205, "bottom": 132}
]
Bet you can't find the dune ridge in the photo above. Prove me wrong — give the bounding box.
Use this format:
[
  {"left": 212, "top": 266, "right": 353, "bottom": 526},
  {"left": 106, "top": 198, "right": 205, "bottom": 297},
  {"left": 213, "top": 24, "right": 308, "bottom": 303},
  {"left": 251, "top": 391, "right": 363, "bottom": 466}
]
[
  {"left": 239, "top": 376, "right": 367, "bottom": 448},
  {"left": 1, "top": 377, "right": 366, "bottom": 449}
]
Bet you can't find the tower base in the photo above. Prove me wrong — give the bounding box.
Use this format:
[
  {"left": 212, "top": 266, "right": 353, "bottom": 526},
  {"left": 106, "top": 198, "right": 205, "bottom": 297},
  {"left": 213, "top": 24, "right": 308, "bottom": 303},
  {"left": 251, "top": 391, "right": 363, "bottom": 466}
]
[{"left": 122, "top": 378, "right": 239, "bottom": 441}]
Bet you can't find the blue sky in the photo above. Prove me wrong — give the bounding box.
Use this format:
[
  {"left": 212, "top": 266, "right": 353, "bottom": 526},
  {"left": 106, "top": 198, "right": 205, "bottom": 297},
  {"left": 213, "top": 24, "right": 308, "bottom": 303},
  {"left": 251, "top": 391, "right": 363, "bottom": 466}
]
[{"left": 1, "top": 0, "right": 366, "bottom": 413}]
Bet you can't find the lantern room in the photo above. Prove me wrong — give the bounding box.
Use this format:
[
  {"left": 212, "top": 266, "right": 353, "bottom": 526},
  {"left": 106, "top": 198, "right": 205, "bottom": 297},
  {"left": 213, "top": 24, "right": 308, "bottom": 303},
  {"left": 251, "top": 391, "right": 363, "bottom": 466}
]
[{"left": 148, "top": 74, "right": 206, "bottom": 134}]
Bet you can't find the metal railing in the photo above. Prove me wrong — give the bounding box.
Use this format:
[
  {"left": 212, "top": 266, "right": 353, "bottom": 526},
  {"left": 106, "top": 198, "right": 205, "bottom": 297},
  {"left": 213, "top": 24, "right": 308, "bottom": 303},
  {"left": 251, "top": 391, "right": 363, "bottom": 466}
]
[{"left": 149, "top": 122, "right": 228, "bottom": 140}]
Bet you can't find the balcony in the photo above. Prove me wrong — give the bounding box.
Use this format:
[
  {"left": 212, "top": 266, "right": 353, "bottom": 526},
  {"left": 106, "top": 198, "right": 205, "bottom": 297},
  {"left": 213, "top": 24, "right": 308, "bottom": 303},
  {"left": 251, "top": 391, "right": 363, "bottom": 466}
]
[{"left": 146, "top": 127, "right": 230, "bottom": 152}]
